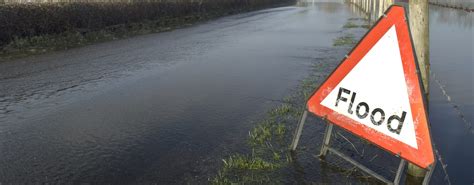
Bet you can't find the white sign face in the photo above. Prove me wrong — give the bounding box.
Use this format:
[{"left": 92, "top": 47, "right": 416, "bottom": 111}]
[{"left": 320, "top": 26, "right": 418, "bottom": 149}]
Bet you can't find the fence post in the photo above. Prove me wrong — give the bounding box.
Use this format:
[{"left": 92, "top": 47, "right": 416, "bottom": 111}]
[
  {"left": 378, "top": 0, "right": 383, "bottom": 19},
  {"left": 409, "top": 0, "right": 430, "bottom": 99},
  {"left": 406, "top": 0, "right": 430, "bottom": 183},
  {"left": 371, "top": 0, "right": 376, "bottom": 21},
  {"left": 365, "top": 0, "right": 368, "bottom": 14}
]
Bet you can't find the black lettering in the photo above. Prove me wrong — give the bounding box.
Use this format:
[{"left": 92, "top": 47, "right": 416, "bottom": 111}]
[
  {"left": 387, "top": 111, "right": 407, "bottom": 135},
  {"left": 370, "top": 108, "right": 385, "bottom": 126},
  {"left": 335, "top": 87, "right": 351, "bottom": 107},
  {"left": 356, "top": 102, "right": 369, "bottom": 119},
  {"left": 348, "top": 92, "right": 357, "bottom": 114}
]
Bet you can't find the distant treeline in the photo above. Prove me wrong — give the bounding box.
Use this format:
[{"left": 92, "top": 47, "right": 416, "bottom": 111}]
[
  {"left": 0, "top": 0, "right": 294, "bottom": 3},
  {"left": 0, "top": 0, "right": 294, "bottom": 47}
]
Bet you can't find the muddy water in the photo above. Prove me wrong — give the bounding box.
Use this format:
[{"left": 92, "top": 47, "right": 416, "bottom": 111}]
[
  {"left": 428, "top": 5, "right": 473, "bottom": 185},
  {"left": 0, "top": 2, "right": 353, "bottom": 183}
]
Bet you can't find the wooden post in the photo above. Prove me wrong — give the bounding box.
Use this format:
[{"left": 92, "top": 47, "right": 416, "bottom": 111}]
[
  {"left": 374, "top": 0, "right": 377, "bottom": 19},
  {"left": 367, "top": 0, "right": 371, "bottom": 21},
  {"left": 378, "top": 0, "right": 384, "bottom": 19},
  {"left": 365, "top": 0, "right": 368, "bottom": 15},
  {"left": 372, "top": 0, "right": 377, "bottom": 20},
  {"left": 407, "top": 0, "right": 430, "bottom": 184},
  {"left": 362, "top": 0, "right": 365, "bottom": 13},
  {"left": 373, "top": 0, "right": 377, "bottom": 20},
  {"left": 409, "top": 0, "right": 430, "bottom": 98},
  {"left": 363, "top": 0, "right": 366, "bottom": 13}
]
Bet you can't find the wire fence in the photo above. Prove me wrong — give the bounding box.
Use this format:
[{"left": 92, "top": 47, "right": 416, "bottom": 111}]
[{"left": 430, "top": 0, "right": 474, "bottom": 10}]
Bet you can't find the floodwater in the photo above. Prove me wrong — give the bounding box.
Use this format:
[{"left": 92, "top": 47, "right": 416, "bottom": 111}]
[
  {"left": 428, "top": 5, "right": 473, "bottom": 185},
  {"left": 0, "top": 1, "right": 353, "bottom": 183},
  {"left": 346, "top": 4, "right": 474, "bottom": 184},
  {"left": 0, "top": 1, "right": 472, "bottom": 184}
]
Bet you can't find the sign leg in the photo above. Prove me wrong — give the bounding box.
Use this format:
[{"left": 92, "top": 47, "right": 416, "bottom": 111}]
[
  {"left": 319, "top": 122, "right": 333, "bottom": 158},
  {"left": 290, "top": 110, "right": 308, "bottom": 151},
  {"left": 422, "top": 161, "right": 436, "bottom": 185},
  {"left": 394, "top": 159, "right": 406, "bottom": 185}
]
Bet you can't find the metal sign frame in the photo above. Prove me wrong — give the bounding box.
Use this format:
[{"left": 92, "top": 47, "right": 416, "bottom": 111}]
[
  {"left": 290, "top": 5, "right": 437, "bottom": 184},
  {"left": 291, "top": 110, "right": 436, "bottom": 185}
]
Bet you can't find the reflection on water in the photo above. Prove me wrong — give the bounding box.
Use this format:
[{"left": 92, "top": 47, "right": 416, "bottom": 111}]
[
  {"left": 429, "top": 5, "right": 473, "bottom": 184},
  {"left": 431, "top": 5, "right": 473, "bottom": 28},
  {"left": 0, "top": 3, "right": 359, "bottom": 183},
  {"left": 297, "top": 0, "right": 344, "bottom": 14}
]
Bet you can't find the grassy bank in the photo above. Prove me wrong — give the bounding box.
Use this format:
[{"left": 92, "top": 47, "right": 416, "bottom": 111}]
[{"left": 0, "top": 0, "right": 294, "bottom": 60}]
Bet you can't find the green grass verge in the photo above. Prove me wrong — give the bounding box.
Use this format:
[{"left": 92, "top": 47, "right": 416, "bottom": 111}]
[
  {"left": 0, "top": 15, "right": 205, "bottom": 61},
  {"left": 0, "top": 1, "right": 295, "bottom": 61}
]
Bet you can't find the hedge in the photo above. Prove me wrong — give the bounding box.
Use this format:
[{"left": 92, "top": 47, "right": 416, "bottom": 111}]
[{"left": 0, "top": 0, "right": 294, "bottom": 46}]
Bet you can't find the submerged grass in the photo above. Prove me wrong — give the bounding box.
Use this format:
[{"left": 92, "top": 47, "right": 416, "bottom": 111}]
[
  {"left": 211, "top": 18, "right": 368, "bottom": 185},
  {"left": 343, "top": 18, "right": 371, "bottom": 30},
  {"left": 249, "top": 120, "right": 287, "bottom": 146},
  {"left": 348, "top": 17, "right": 367, "bottom": 21},
  {"left": 210, "top": 63, "right": 326, "bottom": 184},
  {"left": 212, "top": 103, "right": 300, "bottom": 184},
  {"left": 335, "top": 18, "right": 370, "bottom": 46},
  {"left": 333, "top": 34, "right": 356, "bottom": 46},
  {"left": 343, "top": 21, "right": 359, "bottom": 28},
  {"left": 360, "top": 24, "right": 371, "bottom": 29},
  {"left": 222, "top": 155, "right": 280, "bottom": 170}
]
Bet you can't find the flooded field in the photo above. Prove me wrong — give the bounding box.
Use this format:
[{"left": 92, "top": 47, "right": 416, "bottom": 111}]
[{"left": 428, "top": 5, "right": 473, "bottom": 184}]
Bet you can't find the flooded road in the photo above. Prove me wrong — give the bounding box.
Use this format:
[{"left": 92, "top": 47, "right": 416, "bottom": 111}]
[
  {"left": 0, "top": 1, "right": 471, "bottom": 184},
  {"left": 0, "top": 2, "right": 352, "bottom": 183}
]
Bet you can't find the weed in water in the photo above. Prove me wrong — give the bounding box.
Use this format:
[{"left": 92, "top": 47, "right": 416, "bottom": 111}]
[
  {"left": 333, "top": 34, "right": 356, "bottom": 46},
  {"left": 274, "top": 123, "right": 286, "bottom": 139},
  {"left": 360, "top": 24, "right": 371, "bottom": 29},
  {"left": 348, "top": 17, "right": 366, "bottom": 21},
  {"left": 343, "top": 21, "right": 359, "bottom": 29},
  {"left": 269, "top": 104, "right": 292, "bottom": 118},
  {"left": 249, "top": 121, "right": 274, "bottom": 146},
  {"left": 273, "top": 152, "right": 281, "bottom": 161},
  {"left": 222, "top": 155, "right": 280, "bottom": 170}
]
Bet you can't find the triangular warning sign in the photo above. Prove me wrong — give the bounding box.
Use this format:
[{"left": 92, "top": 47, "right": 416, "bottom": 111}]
[{"left": 307, "top": 6, "right": 434, "bottom": 169}]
